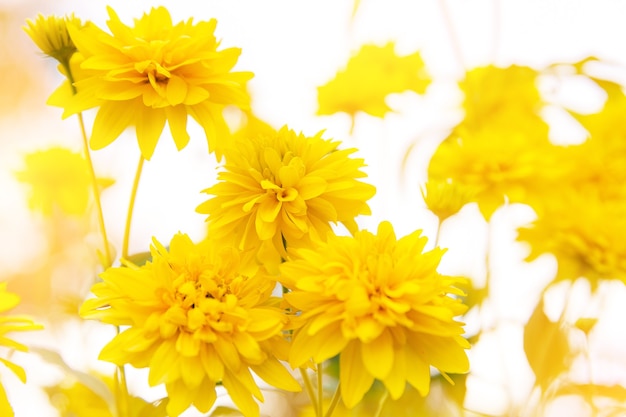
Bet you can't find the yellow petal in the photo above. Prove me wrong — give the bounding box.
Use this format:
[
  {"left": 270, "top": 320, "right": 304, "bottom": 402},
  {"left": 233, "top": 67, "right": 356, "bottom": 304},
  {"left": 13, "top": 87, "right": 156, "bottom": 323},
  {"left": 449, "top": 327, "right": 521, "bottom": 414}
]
[
  {"left": 339, "top": 341, "right": 374, "bottom": 408},
  {"left": 360, "top": 329, "right": 393, "bottom": 380}
]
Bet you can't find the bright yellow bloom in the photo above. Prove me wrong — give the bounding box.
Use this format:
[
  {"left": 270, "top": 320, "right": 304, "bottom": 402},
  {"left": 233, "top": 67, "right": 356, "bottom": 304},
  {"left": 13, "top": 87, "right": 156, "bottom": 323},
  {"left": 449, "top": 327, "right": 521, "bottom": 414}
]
[
  {"left": 197, "top": 126, "right": 376, "bottom": 263},
  {"left": 280, "top": 222, "right": 469, "bottom": 408},
  {"left": 420, "top": 180, "right": 476, "bottom": 222},
  {"left": 0, "top": 283, "right": 43, "bottom": 417},
  {"left": 317, "top": 43, "right": 430, "bottom": 122},
  {"left": 58, "top": 6, "right": 252, "bottom": 160},
  {"left": 23, "top": 14, "right": 80, "bottom": 67},
  {"left": 15, "top": 147, "right": 111, "bottom": 216},
  {"left": 80, "top": 233, "right": 299, "bottom": 417}
]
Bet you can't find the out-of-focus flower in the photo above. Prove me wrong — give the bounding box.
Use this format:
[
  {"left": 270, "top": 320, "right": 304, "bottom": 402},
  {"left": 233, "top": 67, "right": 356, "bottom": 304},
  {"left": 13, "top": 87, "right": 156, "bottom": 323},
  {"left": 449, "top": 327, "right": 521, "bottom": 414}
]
[
  {"left": 420, "top": 180, "right": 475, "bottom": 222},
  {"left": 80, "top": 233, "right": 299, "bottom": 417},
  {"left": 15, "top": 147, "right": 112, "bottom": 216},
  {"left": 459, "top": 64, "right": 547, "bottom": 134},
  {"left": 280, "top": 221, "right": 469, "bottom": 408},
  {"left": 56, "top": 6, "right": 252, "bottom": 160},
  {"left": 197, "top": 126, "right": 376, "bottom": 264},
  {"left": 23, "top": 14, "right": 80, "bottom": 67},
  {"left": 0, "top": 283, "right": 43, "bottom": 417},
  {"left": 317, "top": 43, "right": 430, "bottom": 124},
  {"left": 428, "top": 126, "right": 561, "bottom": 219}
]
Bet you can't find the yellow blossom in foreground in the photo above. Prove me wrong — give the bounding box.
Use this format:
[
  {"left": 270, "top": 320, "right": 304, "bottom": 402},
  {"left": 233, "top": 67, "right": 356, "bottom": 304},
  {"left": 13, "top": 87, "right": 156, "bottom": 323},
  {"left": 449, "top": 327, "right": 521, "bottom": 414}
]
[
  {"left": 280, "top": 222, "right": 469, "bottom": 408},
  {"left": 197, "top": 126, "right": 376, "bottom": 263},
  {"left": 0, "top": 283, "right": 43, "bottom": 417},
  {"left": 80, "top": 233, "right": 299, "bottom": 417},
  {"left": 57, "top": 6, "right": 252, "bottom": 160},
  {"left": 14, "top": 147, "right": 110, "bottom": 216},
  {"left": 23, "top": 14, "right": 80, "bottom": 67},
  {"left": 317, "top": 43, "right": 430, "bottom": 122}
]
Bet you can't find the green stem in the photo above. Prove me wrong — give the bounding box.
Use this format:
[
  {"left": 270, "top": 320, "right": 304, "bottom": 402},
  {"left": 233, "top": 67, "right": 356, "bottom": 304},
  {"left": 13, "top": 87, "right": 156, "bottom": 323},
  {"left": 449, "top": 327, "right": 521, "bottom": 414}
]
[
  {"left": 64, "top": 61, "right": 113, "bottom": 268},
  {"left": 373, "top": 389, "right": 389, "bottom": 417},
  {"left": 115, "top": 362, "right": 130, "bottom": 417},
  {"left": 300, "top": 368, "right": 319, "bottom": 417},
  {"left": 317, "top": 363, "right": 324, "bottom": 417},
  {"left": 122, "top": 156, "right": 145, "bottom": 260},
  {"left": 323, "top": 382, "right": 342, "bottom": 417}
]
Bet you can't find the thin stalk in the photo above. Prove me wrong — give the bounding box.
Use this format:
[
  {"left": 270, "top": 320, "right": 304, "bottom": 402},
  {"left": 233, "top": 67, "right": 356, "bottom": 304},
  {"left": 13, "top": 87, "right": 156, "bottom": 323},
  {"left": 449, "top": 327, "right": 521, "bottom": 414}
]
[
  {"left": 323, "top": 382, "right": 342, "bottom": 417},
  {"left": 437, "top": 0, "right": 466, "bottom": 71},
  {"left": 122, "top": 156, "right": 145, "bottom": 259},
  {"left": 300, "top": 368, "right": 319, "bottom": 417},
  {"left": 63, "top": 61, "right": 113, "bottom": 268},
  {"left": 373, "top": 389, "right": 389, "bottom": 417},
  {"left": 317, "top": 363, "right": 324, "bottom": 417},
  {"left": 115, "top": 363, "right": 130, "bottom": 417}
]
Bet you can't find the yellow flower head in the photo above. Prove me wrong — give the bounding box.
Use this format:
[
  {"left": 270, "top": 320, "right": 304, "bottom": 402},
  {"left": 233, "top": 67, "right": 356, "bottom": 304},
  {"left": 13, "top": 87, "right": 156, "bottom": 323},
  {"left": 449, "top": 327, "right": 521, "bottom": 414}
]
[
  {"left": 197, "top": 126, "right": 376, "bottom": 263},
  {"left": 420, "top": 179, "right": 476, "bottom": 222},
  {"left": 317, "top": 43, "right": 430, "bottom": 121},
  {"left": 59, "top": 6, "right": 253, "bottom": 160},
  {"left": 280, "top": 222, "right": 469, "bottom": 408},
  {"left": 460, "top": 64, "right": 546, "bottom": 133},
  {"left": 428, "top": 126, "right": 560, "bottom": 219},
  {"left": 14, "top": 147, "right": 104, "bottom": 216},
  {"left": 80, "top": 233, "right": 299, "bottom": 417},
  {"left": 23, "top": 14, "right": 80, "bottom": 67},
  {"left": 0, "top": 283, "right": 43, "bottom": 416}
]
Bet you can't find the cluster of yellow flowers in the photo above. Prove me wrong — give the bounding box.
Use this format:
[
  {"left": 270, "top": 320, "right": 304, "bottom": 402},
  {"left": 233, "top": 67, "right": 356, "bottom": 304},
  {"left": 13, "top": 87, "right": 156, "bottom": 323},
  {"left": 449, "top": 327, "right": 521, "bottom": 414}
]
[
  {"left": 15, "top": 6, "right": 470, "bottom": 417},
  {"left": 13, "top": 3, "right": 626, "bottom": 417}
]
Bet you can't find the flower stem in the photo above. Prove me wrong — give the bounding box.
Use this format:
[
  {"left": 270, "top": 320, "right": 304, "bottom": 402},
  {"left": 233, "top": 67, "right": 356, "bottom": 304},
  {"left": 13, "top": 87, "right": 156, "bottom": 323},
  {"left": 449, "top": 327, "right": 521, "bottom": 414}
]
[
  {"left": 323, "top": 382, "right": 341, "bottom": 417},
  {"left": 64, "top": 62, "right": 113, "bottom": 268},
  {"left": 300, "top": 368, "right": 319, "bottom": 417},
  {"left": 122, "top": 156, "right": 145, "bottom": 260},
  {"left": 373, "top": 389, "right": 389, "bottom": 417},
  {"left": 115, "top": 362, "right": 130, "bottom": 417},
  {"left": 317, "top": 363, "right": 324, "bottom": 417}
]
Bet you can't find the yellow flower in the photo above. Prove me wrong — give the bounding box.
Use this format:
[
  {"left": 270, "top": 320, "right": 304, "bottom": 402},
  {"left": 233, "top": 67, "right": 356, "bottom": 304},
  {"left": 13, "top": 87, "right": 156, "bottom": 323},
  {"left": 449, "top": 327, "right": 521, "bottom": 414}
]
[
  {"left": 15, "top": 147, "right": 111, "bottom": 216},
  {"left": 80, "top": 233, "right": 299, "bottom": 417},
  {"left": 317, "top": 43, "right": 430, "bottom": 122},
  {"left": 428, "top": 126, "right": 561, "bottom": 219},
  {"left": 197, "top": 126, "right": 376, "bottom": 263},
  {"left": 460, "top": 64, "right": 547, "bottom": 134},
  {"left": 420, "top": 180, "right": 475, "bottom": 222},
  {"left": 58, "top": 6, "right": 252, "bottom": 160},
  {"left": 23, "top": 14, "right": 80, "bottom": 67},
  {"left": 0, "top": 283, "right": 43, "bottom": 417},
  {"left": 280, "top": 222, "right": 469, "bottom": 408}
]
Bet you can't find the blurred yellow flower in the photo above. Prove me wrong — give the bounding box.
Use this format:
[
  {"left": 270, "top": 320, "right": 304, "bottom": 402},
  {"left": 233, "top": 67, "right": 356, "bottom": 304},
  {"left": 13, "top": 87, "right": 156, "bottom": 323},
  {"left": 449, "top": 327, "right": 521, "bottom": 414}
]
[
  {"left": 80, "top": 233, "right": 299, "bottom": 417},
  {"left": 0, "top": 283, "right": 43, "bottom": 417},
  {"left": 420, "top": 180, "right": 475, "bottom": 222},
  {"left": 428, "top": 126, "right": 560, "bottom": 219},
  {"left": 57, "top": 6, "right": 252, "bottom": 160},
  {"left": 460, "top": 64, "right": 547, "bottom": 134},
  {"left": 280, "top": 221, "right": 469, "bottom": 408},
  {"left": 15, "top": 147, "right": 110, "bottom": 216},
  {"left": 23, "top": 14, "right": 80, "bottom": 67},
  {"left": 317, "top": 43, "right": 430, "bottom": 124},
  {"left": 197, "top": 126, "right": 376, "bottom": 263}
]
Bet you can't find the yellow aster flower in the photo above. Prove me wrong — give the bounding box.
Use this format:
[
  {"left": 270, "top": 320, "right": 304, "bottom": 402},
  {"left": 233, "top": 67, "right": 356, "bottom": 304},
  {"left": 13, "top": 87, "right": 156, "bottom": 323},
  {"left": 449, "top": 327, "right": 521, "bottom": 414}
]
[
  {"left": 15, "top": 147, "right": 112, "bottom": 216},
  {"left": 197, "top": 126, "right": 376, "bottom": 263},
  {"left": 0, "top": 283, "right": 43, "bottom": 417},
  {"left": 59, "top": 6, "right": 252, "bottom": 160},
  {"left": 23, "top": 14, "right": 80, "bottom": 67},
  {"left": 317, "top": 43, "right": 430, "bottom": 122},
  {"left": 280, "top": 222, "right": 469, "bottom": 409},
  {"left": 80, "top": 233, "right": 299, "bottom": 417}
]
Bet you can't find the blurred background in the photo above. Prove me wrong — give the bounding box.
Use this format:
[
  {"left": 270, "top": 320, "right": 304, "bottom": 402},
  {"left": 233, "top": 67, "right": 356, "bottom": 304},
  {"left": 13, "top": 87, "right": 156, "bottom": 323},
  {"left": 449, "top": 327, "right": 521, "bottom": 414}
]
[{"left": 2, "top": 0, "right": 626, "bottom": 416}]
